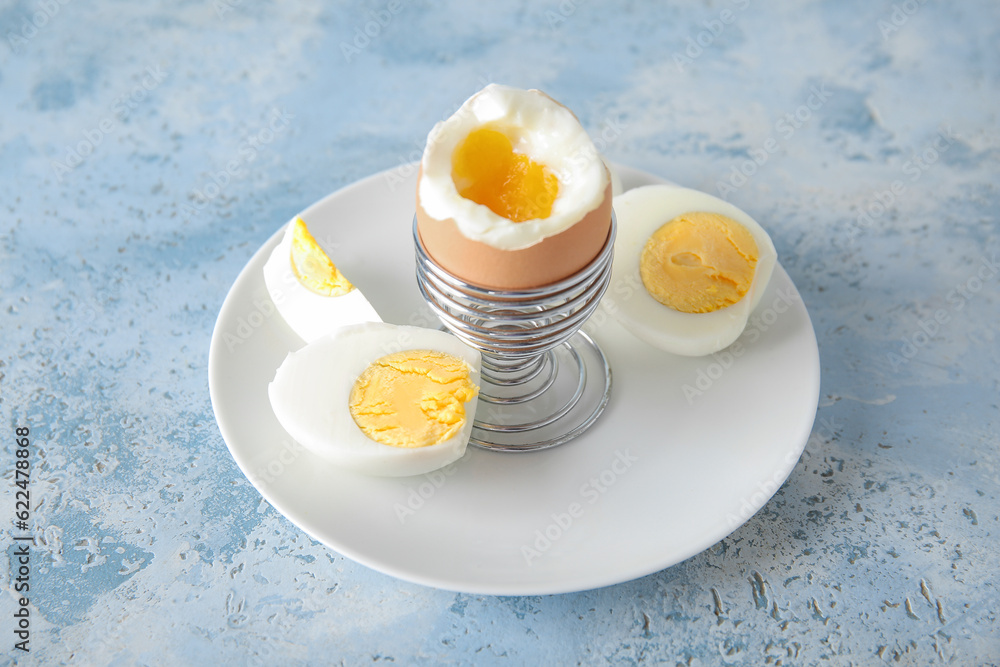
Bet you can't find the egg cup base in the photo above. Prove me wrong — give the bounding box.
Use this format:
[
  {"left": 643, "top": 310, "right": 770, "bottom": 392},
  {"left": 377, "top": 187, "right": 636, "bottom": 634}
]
[{"left": 467, "top": 330, "right": 612, "bottom": 452}]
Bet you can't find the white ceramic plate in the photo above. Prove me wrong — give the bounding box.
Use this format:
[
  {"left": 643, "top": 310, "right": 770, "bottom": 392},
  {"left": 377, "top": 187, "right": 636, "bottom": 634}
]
[{"left": 208, "top": 164, "right": 820, "bottom": 595}]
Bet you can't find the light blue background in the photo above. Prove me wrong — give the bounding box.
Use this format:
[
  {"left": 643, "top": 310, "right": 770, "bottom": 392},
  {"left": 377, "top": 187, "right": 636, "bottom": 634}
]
[{"left": 1, "top": 0, "right": 997, "bottom": 664}]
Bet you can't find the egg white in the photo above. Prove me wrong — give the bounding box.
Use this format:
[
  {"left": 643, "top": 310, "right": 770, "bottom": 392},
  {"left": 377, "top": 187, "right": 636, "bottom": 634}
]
[
  {"left": 268, "top": 322, "right": 482, "bottom": 477},
  {"left": 609, "top": 185, "right": 777, "bottom": 357},
  {"left": 606, "top": 158, "right": 624, "bottom": 197},
  {"left": 418, "top": 83, "right": 609, "bottom": 250},
  {"left": 262, "top": 218, "right": 382, "bottom": 344}
]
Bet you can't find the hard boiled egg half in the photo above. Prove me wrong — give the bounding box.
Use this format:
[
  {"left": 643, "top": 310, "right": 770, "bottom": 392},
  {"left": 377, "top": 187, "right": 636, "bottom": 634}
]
[
  {"left": 263, "top": 216, "right": 381, "bottom": 343},
  {"left": 610, "top": 185, "right": 777, "bottom": 357},
  {"left": 268, "top": 322, "right": 482, "bottom": 477}
]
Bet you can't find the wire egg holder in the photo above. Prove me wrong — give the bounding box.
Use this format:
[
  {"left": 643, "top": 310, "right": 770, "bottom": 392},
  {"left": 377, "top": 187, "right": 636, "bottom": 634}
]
[{"left": 413, "top": 213, "right": 616, "bottom": 452}]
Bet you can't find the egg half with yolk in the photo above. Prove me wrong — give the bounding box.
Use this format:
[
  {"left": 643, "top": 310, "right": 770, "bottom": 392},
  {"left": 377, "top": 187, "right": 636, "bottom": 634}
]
[
  {"left": 268, "top": 322, "right": 482, "bottom": 477},
  {"left": 609, "top": 185, "right": 777, "bottom": 356},
  {"left": 262, "top": 216, "right": 382, "bottom": 343}
]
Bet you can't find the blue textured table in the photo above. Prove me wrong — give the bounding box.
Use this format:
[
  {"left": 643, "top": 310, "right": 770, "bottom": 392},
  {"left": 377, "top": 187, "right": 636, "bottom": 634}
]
[{"left": 2, "top": 1, "right": 998, "bottom": 664}]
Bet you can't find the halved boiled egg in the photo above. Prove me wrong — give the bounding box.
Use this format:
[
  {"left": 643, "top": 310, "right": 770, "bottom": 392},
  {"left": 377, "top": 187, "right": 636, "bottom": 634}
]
[
  {"left": 262, "top": 217, "right": 382, "bottom": 343},
  {"left": 610, "top": 185, "right": 777, "bottom": 356},
  {"left": 268, "top": 322, "right": 482, "bottom": 477}
]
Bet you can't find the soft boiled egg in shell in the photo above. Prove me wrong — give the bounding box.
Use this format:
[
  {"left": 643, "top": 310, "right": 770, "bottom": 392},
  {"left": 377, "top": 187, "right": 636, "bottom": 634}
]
[
  {"left": 415, "top": 83, "right": 613, "bottom": 290},
  {"left": 262, "top": 217, "right": 382, "bottom": 344},
  {"left": 268, "top": 322, "right": 482, "bottom": 477},
  {"left": 609, "top": 185, "right": 777, "bottom": 357}
]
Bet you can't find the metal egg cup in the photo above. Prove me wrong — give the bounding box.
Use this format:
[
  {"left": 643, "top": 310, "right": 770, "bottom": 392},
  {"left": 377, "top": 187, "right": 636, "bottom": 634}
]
[{"left": 413, "top": 213, "right": 616, "bottom": 452}]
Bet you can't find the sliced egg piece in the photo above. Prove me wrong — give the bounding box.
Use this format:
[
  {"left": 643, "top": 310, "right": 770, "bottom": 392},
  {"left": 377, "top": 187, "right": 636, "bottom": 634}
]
[
  {"left": 268, "top": 322, "right": 482, "bottom": 477},
  {"left": 610, "top": 185, "right": 777, "bottom": 357},
  {"left": 262, "top": 217, "right": 382, "bottom": 343}
]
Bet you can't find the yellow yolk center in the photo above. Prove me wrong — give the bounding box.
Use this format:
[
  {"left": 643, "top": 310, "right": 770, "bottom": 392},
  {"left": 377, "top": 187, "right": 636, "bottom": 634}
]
[
  {"left": 451, "top": 127, "right": 560, "bottom": 222},
  {"left": 289, "top": 217, "right": 354, "bottom": 297},
  {"left": 349, "top": 350, "right": 479, "bottom": 448},
  {"left": 640, "top": 212, "right": 759, "bottom": 314}
]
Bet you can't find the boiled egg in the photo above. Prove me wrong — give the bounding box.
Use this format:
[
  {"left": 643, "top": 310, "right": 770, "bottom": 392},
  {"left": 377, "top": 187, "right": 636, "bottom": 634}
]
[
  {"left": 609, "top": 185, "right": 777, "bottom": 356},
  {"left": 268, "top": 322, "right": 482, "bottom": 477},
  {"left": 416, "top": 84, "right": 613, "bottom": 290},
  {"left": 262, "top": 216, "right": 382, "bottom": 343}
]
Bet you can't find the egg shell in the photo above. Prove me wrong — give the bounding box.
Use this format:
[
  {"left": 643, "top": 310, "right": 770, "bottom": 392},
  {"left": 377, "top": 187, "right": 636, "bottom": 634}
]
[
  {"left": 268, "top": 322, "right": 482, "bottom": 477},
  {"left": 609, "top": 184, "right": 778, "bottom": 357},
  {"left": 416, "top": 170, "right": 613, "bottom": 290}
]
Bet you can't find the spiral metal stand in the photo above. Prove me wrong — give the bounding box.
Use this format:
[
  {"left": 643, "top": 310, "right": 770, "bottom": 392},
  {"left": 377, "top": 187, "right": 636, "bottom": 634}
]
[{"left": 414, "top": 214, "right": 616, "bottom": 451}]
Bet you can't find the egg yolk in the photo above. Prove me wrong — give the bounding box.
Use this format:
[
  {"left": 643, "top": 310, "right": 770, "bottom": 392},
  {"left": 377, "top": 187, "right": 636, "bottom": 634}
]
[
  {"left": 451, "top": 127, "right": 560, "bottom": 222},
  {"left": 349, "top": 350, "right": 479, "bottom": 448},
  {"left": 640, "top": 212, "right": 759, "bottom": 314},
  {"left": 289, "top": 217, "right": 354, "bottom": 297}
]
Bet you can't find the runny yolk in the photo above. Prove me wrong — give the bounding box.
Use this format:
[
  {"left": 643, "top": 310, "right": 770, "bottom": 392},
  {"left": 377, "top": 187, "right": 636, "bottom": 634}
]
[
  {"left": 451, "top": 127, "right": 560, "bottom": 222},
  {"left": 349, "top": 350, "right": 479, "bottom": 448}
]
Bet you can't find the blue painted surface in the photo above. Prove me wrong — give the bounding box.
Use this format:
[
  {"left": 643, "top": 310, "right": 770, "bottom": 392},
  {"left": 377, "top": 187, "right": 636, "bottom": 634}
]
[{"left": 1, "top": 0, "right": 998, "bottom": 664}]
